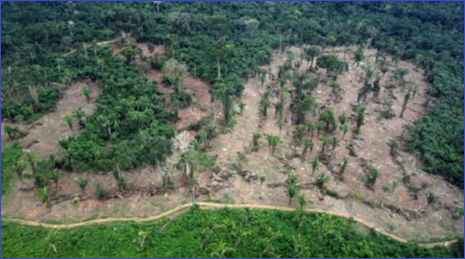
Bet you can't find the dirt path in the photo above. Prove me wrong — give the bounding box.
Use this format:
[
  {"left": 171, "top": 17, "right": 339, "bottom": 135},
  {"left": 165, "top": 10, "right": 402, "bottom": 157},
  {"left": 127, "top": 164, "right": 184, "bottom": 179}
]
[{"left": 1, "top": 201, "right": 458, "bottom": 248}]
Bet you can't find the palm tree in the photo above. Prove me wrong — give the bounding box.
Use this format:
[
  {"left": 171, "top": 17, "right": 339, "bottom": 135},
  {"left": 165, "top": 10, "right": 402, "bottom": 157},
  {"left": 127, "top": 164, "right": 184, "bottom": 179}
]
[
  {"left": 12, "top": 161, "right": 26, "bottom": 185},
  {"left": 319, "top": 137, "right": 328, "bottom": 153},
  {"left": 82, "top": 87, "right": 91, "bottom": 103},
  {"left": 305, "top": 46, "right": 321, "bottom": 70},
  {"left": 311, "top": 158, "right": 318, "bottom": 173},
  {"left": 260, "top": 98, "right": 271, "bottom": 117},
  {"left": 400, "top": 90, "right": 411, "bottom": 118},
  {"left": 301, "top": 139, "right": 314, "bottom": 162},
  {"left": 238, "top": 101, "right": 246, "bottom": 115},
  {"left": 316, "top": 173, "right": 330, "bottom": 188},
  {"left": 73, "top": 108, "right": 86, "bottom": 128},
  {"left": 266, "top": 134, "right": 281, "bottom": 155},
  {"left": 285, "top": 173, "right": 300, "bottom": 206},
  {"left": 330, "top": 136, "right": 339, "bottom": 150},
  {"left": 297, "top": 194, "right": 307, "bottom": 211},
  {"left": 355, "top": 106, "right": 366, "bottom": 134},
  {"left": 64, "top": 115, "right": 74, "bottom": 131},
  {"left": 252, "top": 132, "right": 261, "bottom": 151},
  {"left": 49, "top": 170, "right": 61, "bottom": 191},
  {"left": 277, "top": 118, "right": 284, "bottom": 135},
  {"left": 315, "top": 121, "right": 323, "bottom": 137},
  {"left": 75, "top": 177, "right": 88, "bottom": 198},
  {"left": 340, "top": 157, "right": 349, "bottom": 175},
  {"left": 340, "top": 124, "right": 349, "bottom": 140},
  {"left": 387, "top": 139, "right": 399, "bottom": 157},
  {"left": 38, "top": 186, "right": 52, "bottom": 208},
  {"left": 338, "top": 114, "right": 347, "bottom": 125}
]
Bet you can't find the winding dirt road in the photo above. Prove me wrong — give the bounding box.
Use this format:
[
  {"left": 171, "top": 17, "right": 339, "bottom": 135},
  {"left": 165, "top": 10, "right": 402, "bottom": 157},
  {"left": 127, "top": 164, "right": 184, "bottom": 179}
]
[{"left": 1, "top": 202, "right": 458, "bottom": 248}]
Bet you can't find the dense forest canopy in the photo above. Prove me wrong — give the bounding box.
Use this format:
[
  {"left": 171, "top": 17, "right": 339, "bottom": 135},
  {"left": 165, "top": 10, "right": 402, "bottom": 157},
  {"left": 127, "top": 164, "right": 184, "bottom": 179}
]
[
  {"left": 1, "top": 2, "right": 463, "bottom": 186},
  {"left": 2, "top": 207, "right": 464, "bottom": 258}
]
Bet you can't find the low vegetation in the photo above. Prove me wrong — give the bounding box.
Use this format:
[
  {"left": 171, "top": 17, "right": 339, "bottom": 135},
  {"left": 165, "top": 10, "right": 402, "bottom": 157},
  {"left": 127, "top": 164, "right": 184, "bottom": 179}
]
[{"left": 2, "top": 207, "right": 463, "bottom": 258}]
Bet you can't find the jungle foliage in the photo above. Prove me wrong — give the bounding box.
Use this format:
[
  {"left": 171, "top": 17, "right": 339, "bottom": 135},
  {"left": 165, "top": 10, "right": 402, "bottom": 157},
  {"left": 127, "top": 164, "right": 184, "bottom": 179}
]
[
  {"left": 1, "top": 207, "right": 463, "bottom": 258},
  {"left": 1, "top": 1, "right": 463, "bottom": 186}
]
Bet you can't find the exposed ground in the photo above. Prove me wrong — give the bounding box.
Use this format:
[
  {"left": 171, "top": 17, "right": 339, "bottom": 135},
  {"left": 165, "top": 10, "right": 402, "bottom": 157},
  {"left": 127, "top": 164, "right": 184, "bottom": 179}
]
[
  {"left": 2, "top": 44, "right": 463, "bottom": 243},
  {"left": 1, "top": 81, "right": 99, "bottom": 159}
]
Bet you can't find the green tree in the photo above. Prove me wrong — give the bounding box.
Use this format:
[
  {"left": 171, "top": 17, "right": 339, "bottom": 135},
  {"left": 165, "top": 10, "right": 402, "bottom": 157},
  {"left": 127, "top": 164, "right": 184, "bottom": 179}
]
[
  {"left": 366, "top": 166, "right": 380, "bottom": 190},
  {"left": 427, "top": 192, "right": 438, "bottom": 205},
  {"left": 238, "top": 101, "right": 246, "bottom": 115},
  {"left": 340, "top": 157, "right": 349, "bottom": 175},
  {"left": 387, "top": 139, "right": 399, "bottom": 157},
  {"left": 319, "top": 137, "right": 329, "bottom": 153},
  {"left": 82, "top": 87, "right": 91, "bottom": 103},
  {"left": 301, "top": 139, "right": 314, "bottom": 162},
  {"left": 305, "top": 46, "right": 321, "bottom": 70},
  {"left": 4, "top": 125, "right": 20, "bottom": 140},
  {"left": 75, "top": 177, "right": 88, "bottom": 198},
  {"left": 316, "top": 173, "right": 330, "bottom": 188},
  {"left": 252, "top": 132, "right": 261, "bottom": 152},
  {"left": 285, "top": 173, "right": 300, "bottom": 206},
  {"left": 73, "top": 108, "right": 86, "bottom": 128},
  {"left": 400, "top": 90, "right": 411, "bottom": 118},
  {"left": 330, "top": 136, "right": 339, "bottom": 150},
  {"left": 277, "top": 118, "right": 284, "bottom": 134},
  {"left": 64, "top": 115, "right": 74, "bottom": 131},
  {"left": 162, "top": 58, "right": 187, "bottom": 93},
  {"left": 266, "top": 134, "right": 281, "bottom": 155},
  {"left": 355, "top": 106, "right": 366, "bottom": 134},
  {"left": 37, "top": 186, "right": 52, "bottom": 207},
  {"left": 353, "top": 47, "right": 364, "bottom": 66},
  {"left": 311, "top": 158, "right": 318, "bottom": 173},
  {"left": 340, "top": 124, "right": 349, "bottom": 140}
]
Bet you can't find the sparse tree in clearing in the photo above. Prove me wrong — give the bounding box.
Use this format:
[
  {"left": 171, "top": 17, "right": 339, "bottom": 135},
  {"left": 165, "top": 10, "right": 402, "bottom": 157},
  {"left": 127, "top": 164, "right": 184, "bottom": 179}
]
[
  {"left": 266, "top": 134, "right": 281, "bottom": 155},
  {"left": 12, "top": 161, "right": 26, "bottom": 185},
  {"left": 285, "top": 173, "right": 300, "bottom": 206},
  {"left": 319, "top": 107, "right": 337, "bottom": 132},
  {"left": 73, "top": 108, "right": 86, "bottom": 128},
  {"left": 306, "top": 120, "right": 315, "bottom": 137},
  {"left": 311, "top": 158, "right": 319, "bottom": 173},
  {"left": 330, "top": 136, "right": 339, "bottom": 150},
  {"left": 64, "top": 115, "right": 74, "bottom": 131},
  {"left": 260, "top": 73, "right": 266, "bottom": 87},
  {"left": 274, "top": 102, "right": 283, "bottom": 119},
  {"left": 387, "top": 139, "right": 399, "bottom": 157},
  {"left": 252, "top": 132, "right": 261, "bottom": 152},
  {"left": 316, "top": 173, "right": 330, "bottom": 188},
  {"left": 213, "top": 82, "right": 235, "bottom": 124},
  {"left": 340, "top": 157, "right": 349, "bottom": 175},
  {"left": 260, "top": 98, "right": 271, "bottom": 117},
  {"left": 305, "top": 46, "right": 321, "bottom": 70},
  {"left": 277, "top": 118, "right": 284, "bottom": 135},
  {"left": 4, "top": 125, "right": 20, "bottom": 140},
  {"left": 82, "top": 87, "right": 91, "bottom": 103},
  {"left": 294, "top": 125, "right": 306, "bottom": 146},
  {"left": 366, "top": 166, "right": 380, "bottom": 190},
  {"left": 49, "top": 170, "right": 61, "bottom": 191},
  {"left": 353, "top": 47, "right": 364, "bottom": 66},
  {"left": 297, "top": 194, "right": 307, "bottom": 211},
  {"left": 373, "top": 77, "right": 381, "bottom": 98},
  {"left": 319, "top": 136, "right": 329, "bottom": 153},
  {"left": 238, "top": 101, "right": 246, "bottom": 116},
  {"left": 315, "top": 121, "right": 323, "bottom": 137},
  {"left": 355, "top": 106, "right": 366, "bottom": 134},
  {"left": 340, "top": 124, "right": 349, "bottom": 140},
  {"left": 38, "top": 186, "right": 52, "bottom": 208},
  {"left": 338, "top": 114, "right": 347, "bottom": 125},
  {"left": 427, "top": 192, "right": 438, "bottom": 205},
  {"left": 162, "top": 58, "right": 187, "bottom": 93},
  {"left": 301, "top": 139, "right": 314, "bottom": 162},
  {"left": 400, "top": 90, "right": 411, "bottom": 118},
  {"left": 75, "top": 176, "right": 88, "bottom": 198}
]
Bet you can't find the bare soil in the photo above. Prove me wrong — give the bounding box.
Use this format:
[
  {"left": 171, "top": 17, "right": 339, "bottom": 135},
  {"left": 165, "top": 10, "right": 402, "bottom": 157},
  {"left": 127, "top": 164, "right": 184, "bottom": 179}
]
[
  {"left": 2, "top": 45, "right": 463, "bottom": 243},
  {"left": 1, "top": 81, "right": 99, "bottom": 159}
]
